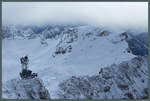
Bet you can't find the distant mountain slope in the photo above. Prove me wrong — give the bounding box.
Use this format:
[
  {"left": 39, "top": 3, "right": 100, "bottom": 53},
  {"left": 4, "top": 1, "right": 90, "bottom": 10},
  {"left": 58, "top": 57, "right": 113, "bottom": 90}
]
[
  {"left": 126, "top": 32, "right": 148, "bottom": 56},
  {"left": 3, "top": 25, "right": 148, "bottom": 57},
  {"left": 2, "top": 24, "right": 77, "bottom": 40}
]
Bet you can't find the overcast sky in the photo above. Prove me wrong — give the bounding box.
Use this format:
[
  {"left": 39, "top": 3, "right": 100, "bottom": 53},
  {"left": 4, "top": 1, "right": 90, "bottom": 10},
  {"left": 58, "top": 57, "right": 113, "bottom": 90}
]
[{"left": 2, "top": 2, "right": 148, "bottom": 30}]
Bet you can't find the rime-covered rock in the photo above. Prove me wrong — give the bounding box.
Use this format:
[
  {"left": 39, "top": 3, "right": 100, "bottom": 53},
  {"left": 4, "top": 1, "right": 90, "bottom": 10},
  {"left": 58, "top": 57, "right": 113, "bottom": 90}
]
[
  {"left": 3, "top": 78, "right": 50, "bottom": 99},
  {"left": 57, "top": 56, "right": 148, "bottom": 99}
]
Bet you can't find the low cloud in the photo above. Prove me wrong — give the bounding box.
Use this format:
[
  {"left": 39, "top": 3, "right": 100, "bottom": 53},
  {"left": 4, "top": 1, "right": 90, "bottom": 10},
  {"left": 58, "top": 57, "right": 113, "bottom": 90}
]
[{"left": 2, "top": 2, "right": 148, "bottom": 30}]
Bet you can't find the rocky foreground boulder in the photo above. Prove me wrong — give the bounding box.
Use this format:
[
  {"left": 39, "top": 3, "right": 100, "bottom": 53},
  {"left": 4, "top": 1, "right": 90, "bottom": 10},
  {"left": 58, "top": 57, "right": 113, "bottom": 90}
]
[
  {"left": 3, "top": 78, "right": 50, "bottom": 99},
  {"left": 57, "top": 56, "right": 148, "bottom": 99}
]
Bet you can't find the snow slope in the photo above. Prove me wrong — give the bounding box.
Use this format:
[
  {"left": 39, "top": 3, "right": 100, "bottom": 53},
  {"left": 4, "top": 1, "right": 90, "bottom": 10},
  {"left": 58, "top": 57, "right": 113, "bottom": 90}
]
[
  {"left": 2, "top": 38, "right": 58, "bottom": 82},
  {"left": 3, "top": 25, "right": 146, "bottom": 99}
]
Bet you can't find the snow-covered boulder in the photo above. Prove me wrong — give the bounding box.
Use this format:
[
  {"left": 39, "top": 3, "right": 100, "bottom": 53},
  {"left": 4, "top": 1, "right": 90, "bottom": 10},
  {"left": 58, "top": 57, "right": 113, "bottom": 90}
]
[
  {"left": 3, "top": 78, "right": 50, "bottom": 99},
  {"left": 57, "top": 56, "right": 148, "bottom": 99}
]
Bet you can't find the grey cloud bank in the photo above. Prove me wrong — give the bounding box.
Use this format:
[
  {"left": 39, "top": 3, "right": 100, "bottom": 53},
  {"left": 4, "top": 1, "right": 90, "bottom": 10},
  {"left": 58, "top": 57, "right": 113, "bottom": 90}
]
[{"left": 2, "top": 2, "right": 148, "bottom": 30}]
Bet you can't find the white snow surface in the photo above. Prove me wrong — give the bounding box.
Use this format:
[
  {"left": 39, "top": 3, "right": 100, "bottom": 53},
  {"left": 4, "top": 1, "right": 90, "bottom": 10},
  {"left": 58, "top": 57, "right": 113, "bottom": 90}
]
[{"left": 2, "top": 26, "right": 136, "bottom": 98}]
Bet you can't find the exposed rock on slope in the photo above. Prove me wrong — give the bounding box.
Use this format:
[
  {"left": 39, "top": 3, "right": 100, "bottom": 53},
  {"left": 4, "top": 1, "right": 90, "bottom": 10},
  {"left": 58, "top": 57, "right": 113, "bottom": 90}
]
[
  {"left": 3, "top": 78, "right": 50, "bottom": 99},
  {"left": 126, "top": 32, "right": 148, "bottom": 56},
  {"left": 53, "top": 28, "right": 78, "bottom": 56},
  {"left": 57, "top": 56, "right": 148, "bottom": 99}
]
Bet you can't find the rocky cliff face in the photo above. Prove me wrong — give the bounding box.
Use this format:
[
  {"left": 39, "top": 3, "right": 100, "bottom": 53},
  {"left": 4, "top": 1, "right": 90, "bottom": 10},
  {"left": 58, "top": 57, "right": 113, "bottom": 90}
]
[
  {"left": 57, "top": 56, "right": 148, "bottom": 99},
  {"left": 3, "top": 78, "right": 51, "bottom": 99}
]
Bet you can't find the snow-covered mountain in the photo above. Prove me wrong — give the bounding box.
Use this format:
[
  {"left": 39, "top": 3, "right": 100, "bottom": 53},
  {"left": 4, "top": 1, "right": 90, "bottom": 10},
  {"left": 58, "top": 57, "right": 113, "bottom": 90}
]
[{"left": 2, "top": 24, "right": 148, "bottom": 99}]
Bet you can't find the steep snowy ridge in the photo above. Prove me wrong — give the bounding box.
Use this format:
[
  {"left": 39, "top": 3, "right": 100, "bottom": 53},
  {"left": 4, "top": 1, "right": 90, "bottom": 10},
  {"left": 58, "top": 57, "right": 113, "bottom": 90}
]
[
  {"left": 57, "top": 56, "right": 148, "bottom": 99},
  {"left": 3, "top": 78, "right": 50, "bottom": 99}
]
